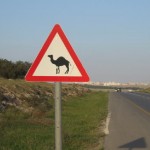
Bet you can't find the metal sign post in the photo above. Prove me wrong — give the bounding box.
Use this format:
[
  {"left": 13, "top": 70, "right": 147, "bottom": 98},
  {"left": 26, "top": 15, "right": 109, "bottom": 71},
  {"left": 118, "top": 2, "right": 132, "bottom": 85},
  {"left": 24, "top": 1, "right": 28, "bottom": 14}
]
[{"left": 54, "top": 82, "right": 62, "bottom": 150}]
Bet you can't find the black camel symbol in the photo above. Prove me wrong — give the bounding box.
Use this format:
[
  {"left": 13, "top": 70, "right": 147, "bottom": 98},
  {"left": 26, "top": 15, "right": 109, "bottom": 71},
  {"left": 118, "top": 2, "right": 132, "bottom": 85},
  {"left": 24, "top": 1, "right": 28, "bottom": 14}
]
[{"left": 48, "top": 55, "right": 70, "bottom": 74}]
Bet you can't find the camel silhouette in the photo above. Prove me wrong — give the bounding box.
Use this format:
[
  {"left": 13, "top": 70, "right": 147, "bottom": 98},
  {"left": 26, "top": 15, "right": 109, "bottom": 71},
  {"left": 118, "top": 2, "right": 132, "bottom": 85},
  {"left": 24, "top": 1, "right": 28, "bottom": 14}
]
[{"left": 48, "top": 55, "right": 70, "bottom": 74}]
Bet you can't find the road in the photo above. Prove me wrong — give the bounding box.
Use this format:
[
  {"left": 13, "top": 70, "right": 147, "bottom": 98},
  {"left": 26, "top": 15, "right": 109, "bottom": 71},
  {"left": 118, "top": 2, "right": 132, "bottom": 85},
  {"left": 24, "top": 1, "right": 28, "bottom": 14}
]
[{"left": 104, "top": 92, "right": 150, "bottom": 150}]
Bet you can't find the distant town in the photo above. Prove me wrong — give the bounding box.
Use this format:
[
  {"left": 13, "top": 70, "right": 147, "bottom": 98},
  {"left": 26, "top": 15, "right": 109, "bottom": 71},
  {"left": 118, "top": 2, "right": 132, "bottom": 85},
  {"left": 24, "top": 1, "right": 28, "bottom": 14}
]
[{"left": 82, "top": 81, "right": 150, "bottom": 88}]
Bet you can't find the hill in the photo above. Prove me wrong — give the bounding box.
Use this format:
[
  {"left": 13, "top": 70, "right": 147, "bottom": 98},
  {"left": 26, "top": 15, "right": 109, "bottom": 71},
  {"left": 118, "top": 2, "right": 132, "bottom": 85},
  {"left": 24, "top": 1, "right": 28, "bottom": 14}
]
[
  {"left": 0, "top": 78, "right": 108, "bottom": 150},
  {"left": 0, "top": 78, "right": 89, "bottom": 113}
]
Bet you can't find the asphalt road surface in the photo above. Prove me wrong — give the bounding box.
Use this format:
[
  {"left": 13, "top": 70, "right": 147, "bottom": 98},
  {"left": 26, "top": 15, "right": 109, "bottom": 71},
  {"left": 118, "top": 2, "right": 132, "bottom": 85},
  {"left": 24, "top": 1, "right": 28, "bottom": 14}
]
[{"left": 104, "top": 92, "right": 150, "bottom": 150}]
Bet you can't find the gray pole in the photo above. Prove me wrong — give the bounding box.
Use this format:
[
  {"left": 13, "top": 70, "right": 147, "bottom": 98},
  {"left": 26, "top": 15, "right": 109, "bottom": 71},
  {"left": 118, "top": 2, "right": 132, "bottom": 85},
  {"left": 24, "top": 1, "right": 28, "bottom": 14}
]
[{"left": 54, "top": 82, "right": 62, "bottom": 150}]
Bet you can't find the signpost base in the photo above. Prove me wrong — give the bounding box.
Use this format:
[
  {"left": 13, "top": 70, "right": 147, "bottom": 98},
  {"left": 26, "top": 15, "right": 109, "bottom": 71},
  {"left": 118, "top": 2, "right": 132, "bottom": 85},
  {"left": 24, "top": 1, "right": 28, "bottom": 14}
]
[{"left": 55, "top": 82, "right": 62, "bottom": 150}]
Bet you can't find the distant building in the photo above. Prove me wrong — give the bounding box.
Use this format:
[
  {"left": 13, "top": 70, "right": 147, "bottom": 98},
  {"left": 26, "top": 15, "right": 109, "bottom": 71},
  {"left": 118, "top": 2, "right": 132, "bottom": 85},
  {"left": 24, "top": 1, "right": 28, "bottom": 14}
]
[{"left": 103, "top": 82, "right": 121, "bottom": 86}]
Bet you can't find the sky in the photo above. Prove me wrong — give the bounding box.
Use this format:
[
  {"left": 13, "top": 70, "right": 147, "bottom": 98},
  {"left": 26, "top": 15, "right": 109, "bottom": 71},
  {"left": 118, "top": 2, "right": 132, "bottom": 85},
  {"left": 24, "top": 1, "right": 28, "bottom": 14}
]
[{"left": 0, "top": 0, "right": 150, "bottom": 83}]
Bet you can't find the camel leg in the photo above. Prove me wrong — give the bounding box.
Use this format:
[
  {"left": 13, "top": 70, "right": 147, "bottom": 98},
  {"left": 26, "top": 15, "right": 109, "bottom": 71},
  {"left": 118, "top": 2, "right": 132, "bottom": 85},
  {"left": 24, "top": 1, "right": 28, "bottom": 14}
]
[
  {"left": 56, "top": 67, "right": 59, "bottom": 74},
  {"left": 57, "top": 67, "right": 60, "bottom": 74},
  {"left": 65, "top": 65, "right": 69, "bottom": 74},
  {"left": 56, "top": 68, "right": 58, "bottom": 74}
]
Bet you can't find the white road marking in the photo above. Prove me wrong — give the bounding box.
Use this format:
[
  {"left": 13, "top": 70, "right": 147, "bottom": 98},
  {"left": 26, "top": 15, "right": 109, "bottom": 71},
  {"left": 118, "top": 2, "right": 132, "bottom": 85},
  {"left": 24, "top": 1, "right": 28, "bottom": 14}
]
[{"left": 104, "top": 112, "right": 111, "bottom": 135}]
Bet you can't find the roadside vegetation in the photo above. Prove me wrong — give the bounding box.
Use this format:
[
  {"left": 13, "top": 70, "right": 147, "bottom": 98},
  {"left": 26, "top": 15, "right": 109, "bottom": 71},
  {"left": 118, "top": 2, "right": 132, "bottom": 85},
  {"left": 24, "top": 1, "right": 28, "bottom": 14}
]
[
  {"left": 140, "top": 87, "right": 150, "bottom": 94},
  {"left": 0, "top": 78, "right": 108, "bottom": 150},
  {"left": 0, "top": 58, "right": 31, "bottom": 79}
]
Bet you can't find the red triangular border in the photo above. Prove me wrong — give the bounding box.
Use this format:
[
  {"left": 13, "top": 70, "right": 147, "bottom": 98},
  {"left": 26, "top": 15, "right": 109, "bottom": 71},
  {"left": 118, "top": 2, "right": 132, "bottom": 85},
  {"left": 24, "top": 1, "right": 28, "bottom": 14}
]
[{"left": 25, "top": 24, "right": 89, "bottom": 82}]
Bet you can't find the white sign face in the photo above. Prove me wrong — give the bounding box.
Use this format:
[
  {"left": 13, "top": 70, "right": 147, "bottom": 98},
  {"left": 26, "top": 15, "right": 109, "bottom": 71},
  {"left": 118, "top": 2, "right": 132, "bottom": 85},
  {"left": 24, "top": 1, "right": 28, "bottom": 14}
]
[
  {"left": 33, "top": 34, "right": 82, "bottom": 77},
  {"left": 25, "top": 24, "right": 89, "bottom": 82}
]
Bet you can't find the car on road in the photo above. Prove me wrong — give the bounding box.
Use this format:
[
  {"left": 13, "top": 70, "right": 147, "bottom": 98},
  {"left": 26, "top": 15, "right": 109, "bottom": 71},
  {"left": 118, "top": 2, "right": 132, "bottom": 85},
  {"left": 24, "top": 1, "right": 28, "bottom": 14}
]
[{"left": 115, "top": 88, "right": 122, "bottom": 92}]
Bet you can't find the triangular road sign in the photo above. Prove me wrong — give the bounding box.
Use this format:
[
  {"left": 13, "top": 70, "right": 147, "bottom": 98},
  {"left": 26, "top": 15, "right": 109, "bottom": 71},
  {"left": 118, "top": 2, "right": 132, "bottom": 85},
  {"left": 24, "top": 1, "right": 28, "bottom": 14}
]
[{"left": 25, "top": 24, "right": 89, "bottom": 82}]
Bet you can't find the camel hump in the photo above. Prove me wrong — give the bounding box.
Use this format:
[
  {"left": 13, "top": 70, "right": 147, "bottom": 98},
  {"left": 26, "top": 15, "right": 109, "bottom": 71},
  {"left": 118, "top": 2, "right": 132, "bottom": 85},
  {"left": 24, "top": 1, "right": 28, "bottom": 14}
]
[
  {"left": 55, "top": 56, "right": 69, "bottom": 66},
  {"left": 57, "top": 56, "right": 69, "bottom": 62}
]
